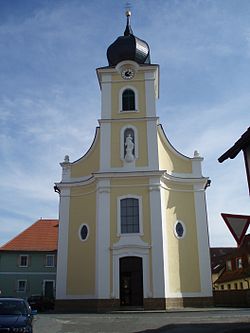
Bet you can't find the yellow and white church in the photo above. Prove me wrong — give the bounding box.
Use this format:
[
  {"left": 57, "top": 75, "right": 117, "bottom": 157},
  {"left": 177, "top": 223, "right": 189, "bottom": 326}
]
[{"left": 55, "top": 12, "right": 213, "bottom": 311}]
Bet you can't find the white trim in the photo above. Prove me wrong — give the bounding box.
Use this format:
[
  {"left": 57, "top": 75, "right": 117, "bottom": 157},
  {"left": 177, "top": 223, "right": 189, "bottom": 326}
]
[
  {"left": 100, "top": 122, "right": 111, "bottom": 171},
  {"left": 119, "top": 85, "right": 139, "bottom": 113},
  {"left": 101, "top": 74, "right": 112, "bottom": 119},
  {"left": 160, "top": 183, "right": 169, "bottom": 298},
  {"left": 146, "top": 120, "right": 159, "bottom": 169},
  {"left": 99, "top": 117, "right": 159, "bottom": 124},
  {"left": 144, "top": 71, "right": 157, "bottom": 117},
  {"left": 78, "top": 224, "right": 90, "bottom": 242},
  {"left": 111, "top": 250, "right": 151, "bottom": 299},
  {"left": 149, "top": 177, "right": 165, "bottom": 298},
  {"left": 193, "top": 183, "right": 213, "bottom": 297},
  {"left": 96, "top": 179, "right": 110, "bottom": 298},
  {"left": 56, "top": 187, "right": 70, "bottom": 300},
  {"left": 117, "top": 194, "right": 143, "bottom": 236}
]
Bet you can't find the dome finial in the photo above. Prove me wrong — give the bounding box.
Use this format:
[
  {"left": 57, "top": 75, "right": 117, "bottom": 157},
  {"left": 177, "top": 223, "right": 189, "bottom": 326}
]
[
  {"left": 125, "top": 9, "right": 131, "bottom": 18},
  {"left": 124, "top": 5, "right": 133, "bottom": 36}
]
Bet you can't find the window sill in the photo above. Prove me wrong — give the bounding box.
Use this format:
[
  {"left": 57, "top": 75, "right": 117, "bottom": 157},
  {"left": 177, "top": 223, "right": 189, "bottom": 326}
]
[{"left": 119, "top": 109, "right": 139, "bottom": 113}]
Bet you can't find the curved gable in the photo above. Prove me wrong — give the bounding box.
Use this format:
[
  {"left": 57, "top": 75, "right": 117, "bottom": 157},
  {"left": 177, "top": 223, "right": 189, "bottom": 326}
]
[
  {"left": 157, "top": 124, "right": 192, "bottom": 174},
  {"left": 71, "top": 127, "right": 100, "bottom": 178}
]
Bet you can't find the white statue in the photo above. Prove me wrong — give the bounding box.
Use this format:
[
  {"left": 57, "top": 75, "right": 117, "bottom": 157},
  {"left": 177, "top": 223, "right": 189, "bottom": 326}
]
[{"left": 125, "top": 134, "right": 135, "bottom": 162}]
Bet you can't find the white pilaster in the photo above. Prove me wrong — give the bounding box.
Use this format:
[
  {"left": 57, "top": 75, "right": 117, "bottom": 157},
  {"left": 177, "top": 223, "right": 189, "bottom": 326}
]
[
  {"left": 100, "top": 122, "right": 111, "bottom": 171},
  {"left": 145, "top": 71, "right": 157, "bottom": 117},
  {"left": 194, "top": 183, "right": 213, "bottom": 297},
  {"left": 147, "top": 119, "right": 159, "bottom": 170},
  {"left": 160, "top": 183, "right": 169, "bottom": 298},
  {"left": 96, "top": 179, "right": 110, "bottom": 298},
  {"left": 101, "top": 74, "right": 112, "bottom": 119},
  {"left": 56, "top": 187, "right": 70, "bottom": 299},
  {"left": 149, "top": 177, "right": 165, "bottom": 297}
]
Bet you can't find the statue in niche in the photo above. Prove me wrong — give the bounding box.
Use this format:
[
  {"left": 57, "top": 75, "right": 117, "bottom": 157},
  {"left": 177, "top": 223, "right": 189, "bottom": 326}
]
[{"left": 124, "top": 134, "right": 135, "bottom": 162}]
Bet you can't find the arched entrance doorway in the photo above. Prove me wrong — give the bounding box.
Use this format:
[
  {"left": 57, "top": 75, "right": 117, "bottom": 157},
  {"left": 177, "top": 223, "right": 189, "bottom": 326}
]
[{"left": 119, "top": 256, "right": 143, "bottom": 307}]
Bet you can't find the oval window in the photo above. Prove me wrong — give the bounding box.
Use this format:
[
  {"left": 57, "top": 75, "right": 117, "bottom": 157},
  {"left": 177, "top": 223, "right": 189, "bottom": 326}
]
[
  {"left": 174, "top": 221, "right": 185, "bottom": 239},
  {"left": 79, "top": 224, "right": 89, "bottom": 241}
]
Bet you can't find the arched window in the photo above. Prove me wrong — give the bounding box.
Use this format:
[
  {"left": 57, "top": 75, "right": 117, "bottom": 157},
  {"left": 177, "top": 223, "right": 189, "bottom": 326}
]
[
  {"left": 122, "top": 89, "right": 135, "bottom": 111},
  {"left": 120, "top": 198, "right": 139, "bottom": 233}
]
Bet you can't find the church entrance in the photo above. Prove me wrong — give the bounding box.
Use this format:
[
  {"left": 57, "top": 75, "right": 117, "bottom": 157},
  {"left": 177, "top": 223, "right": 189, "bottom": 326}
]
[{"left": 119, "top": 256, "right": 143, "bottom": 307}]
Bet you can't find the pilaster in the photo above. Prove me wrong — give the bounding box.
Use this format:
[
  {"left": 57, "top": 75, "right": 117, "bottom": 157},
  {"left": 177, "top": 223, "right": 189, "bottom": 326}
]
[
  {"left": 56, "top": 187, "right": 70, "bottom": 299},
  {"left": 96, "top": 179, "right": 111, "bottom": 298},
  {"left": 149, "top": 177, "right": 165, "bottom": 297}
]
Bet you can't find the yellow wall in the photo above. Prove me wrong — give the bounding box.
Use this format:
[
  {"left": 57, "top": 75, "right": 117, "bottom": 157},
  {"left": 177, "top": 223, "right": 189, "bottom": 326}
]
[
  {"left": 71, "top": 129, "right": 100, "bottom": 178},
  {"left": 157, "top": 130, "right": 192, "bottom": 174},
  {"left": 67, "top": 183, "right": 96, "bottom": 295},
  {"left": 164, "top": 188, "right": 201, "bottom": 293}
]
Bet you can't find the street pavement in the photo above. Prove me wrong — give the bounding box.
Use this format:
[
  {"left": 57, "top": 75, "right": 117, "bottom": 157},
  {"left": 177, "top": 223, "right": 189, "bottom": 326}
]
[{"left": 33, "top": 308, "right": 250, "bottom": 333}]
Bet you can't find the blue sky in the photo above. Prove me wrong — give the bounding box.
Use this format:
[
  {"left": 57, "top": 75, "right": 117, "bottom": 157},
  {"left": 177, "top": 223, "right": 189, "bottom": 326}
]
[{"left": 0, "top": 0, "right": 249, "bottom": 247}]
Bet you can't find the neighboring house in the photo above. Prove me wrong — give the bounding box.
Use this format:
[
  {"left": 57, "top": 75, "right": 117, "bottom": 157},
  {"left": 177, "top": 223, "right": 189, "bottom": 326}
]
[
  {"left": 0, "top": 219, "right": 58, "bottom": 299},
  {"left": 54, "top": 11, "right": 212, "bottom": 312},
  {"left": 210, "top": 247, "right": 236, "bottom": 288},
  {"left": 211, "top": 234, "right": 250, "bottom": 291}
]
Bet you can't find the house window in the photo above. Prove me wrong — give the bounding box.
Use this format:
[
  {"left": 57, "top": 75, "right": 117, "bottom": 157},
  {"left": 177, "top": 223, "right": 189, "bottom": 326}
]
[
  {"left": 122, "top": 89, "right": 135, "bottom": 111},
  {"left": 240, "top": 282, "right": 244, "bottom": 289},
  {"left": 46, "top": 255, "right": 55, "bottom": 267},
  {"left": 226, "top": 260, "right": 232, "bottom": 271},
  {"left": 221, "top": 285, "right": 224, "bottom": 290},
  {"left": 236, "top": 257, "right": 243, "bottom": 269},
  {"left": 19, "top": 255, "right": 28, "bottom": 267},
  {"left": 120, "top": 198, "right": 139, "bottom": 234},
  {"left": 17, "top": 280, "right": 27, "bottom": 292},
  {"left": 234, "top": 283, "right": 238, "bottom": 290},
  {"left": 227, "top": 284, "right": 231, "bottom": 290}
]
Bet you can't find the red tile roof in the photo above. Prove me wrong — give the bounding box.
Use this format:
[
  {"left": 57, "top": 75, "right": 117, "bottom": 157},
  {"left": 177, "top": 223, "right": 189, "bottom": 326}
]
[{"left": 0, "top": 219, "right": 59, "bottom": 251}]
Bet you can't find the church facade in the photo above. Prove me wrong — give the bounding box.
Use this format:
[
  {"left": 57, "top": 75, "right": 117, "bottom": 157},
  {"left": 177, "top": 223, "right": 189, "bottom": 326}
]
[{"left": 55, "top": 12, "right": 213, "bottom": 311}]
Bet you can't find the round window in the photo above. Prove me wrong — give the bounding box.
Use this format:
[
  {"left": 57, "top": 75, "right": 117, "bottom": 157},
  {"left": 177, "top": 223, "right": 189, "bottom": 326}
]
[
  {"left": 174, "top": 221, "right": 185, "bottom": 239},
  {"left": 79, "top": 224, "right": 89, "bottom": 241}
]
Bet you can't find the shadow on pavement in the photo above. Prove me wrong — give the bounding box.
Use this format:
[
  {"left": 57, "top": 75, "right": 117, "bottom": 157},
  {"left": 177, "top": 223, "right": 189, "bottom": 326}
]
[{"left": 136, "top": 322, "right": 250, "bottom": 333}]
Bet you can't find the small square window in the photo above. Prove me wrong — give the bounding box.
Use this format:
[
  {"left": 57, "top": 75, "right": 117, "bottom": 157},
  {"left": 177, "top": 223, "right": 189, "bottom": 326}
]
[
  {"left": 17, "top": 280, "right": 26, "bottom": 292},
  {"left": 19, "top": 255, "right": 28, "bottom": 267},
  {"left": 226, "top": 260, "right": 232, "bottom": 271},
  {"left": 236, "top": 257, "right": 243, "bottom": 269},
  {"left": 46, "top": 255, "right": 55, "bottom": 267}
]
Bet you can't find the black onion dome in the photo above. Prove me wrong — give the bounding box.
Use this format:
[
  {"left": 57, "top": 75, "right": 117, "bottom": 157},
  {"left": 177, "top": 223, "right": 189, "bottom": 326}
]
[{"left": 107, "top": 11, "right": 151, "bottom": 66}]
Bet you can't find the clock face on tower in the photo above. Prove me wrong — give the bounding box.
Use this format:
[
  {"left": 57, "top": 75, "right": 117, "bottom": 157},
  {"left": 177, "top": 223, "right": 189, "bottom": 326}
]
[{"left": 121, "top": 68, "right": 135, "bottom": 80}]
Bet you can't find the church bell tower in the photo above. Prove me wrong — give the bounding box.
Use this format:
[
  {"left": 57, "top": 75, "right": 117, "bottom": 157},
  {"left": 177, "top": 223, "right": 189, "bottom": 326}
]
[{"left": 55, "top": 11, "right": 213, "bottom": 311}]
